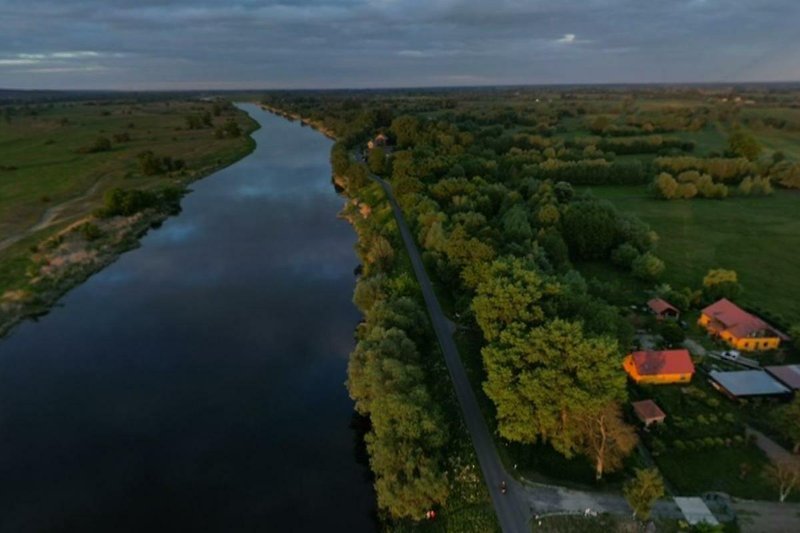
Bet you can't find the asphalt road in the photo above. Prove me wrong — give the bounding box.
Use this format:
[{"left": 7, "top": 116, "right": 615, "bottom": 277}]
[{"left": 370, "top": 174, "right": 531, "bottom": 533}]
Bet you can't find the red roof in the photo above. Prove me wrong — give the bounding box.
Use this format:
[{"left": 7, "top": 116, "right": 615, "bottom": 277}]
[
  {"left": 630, "top": 349, "right": 695, "bottom": 376},
  {"left": 701, "top": 299, "right": 789, "bottom": 340},
  {"left": 648, "top": 298, "right": 679, "bottom": 315},
  {"left": 632, "top": 399, "right": 666, "bottom": 422}
]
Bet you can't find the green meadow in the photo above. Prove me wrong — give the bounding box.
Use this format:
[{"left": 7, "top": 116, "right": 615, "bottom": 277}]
[{"left": 589, "top": 185, "right": 800, "bottom": 325}]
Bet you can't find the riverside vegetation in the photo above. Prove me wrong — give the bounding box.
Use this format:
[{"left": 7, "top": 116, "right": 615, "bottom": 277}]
[
  {"left": 0, "top": 96, "right": 257, "bottom": 335},
  {"left": 263, "top": 85, "right": 800, "bottom": 529}
]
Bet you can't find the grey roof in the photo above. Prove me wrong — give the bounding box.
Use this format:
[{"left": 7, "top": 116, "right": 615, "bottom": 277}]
[
  {"left": 765, "top": 365, "right": 800, "bottom": 390},
  {"left": 709, "top": 370, "right": 791, "bottom": 397},
  {"left": 674, "top": 497, "right": 719, "bottom": 526}
]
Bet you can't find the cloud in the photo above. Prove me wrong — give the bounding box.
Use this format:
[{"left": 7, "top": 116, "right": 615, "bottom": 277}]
[
  {"left": 0, "top": 0, "right": 798, "bottom": 88},
  {"left": 557, "top": 33, "right": 576, "bottom": 44}
]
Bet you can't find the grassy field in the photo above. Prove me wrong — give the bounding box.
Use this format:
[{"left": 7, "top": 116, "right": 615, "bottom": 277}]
[
  {"left": 0, "top": 99, "right": 254, "bottom": 245},
  {"left": 587, "top": 186, "right": 800, "bottom": 326},
  {"left": 0, "top": 98, "right": 257, "bottom": 332}
]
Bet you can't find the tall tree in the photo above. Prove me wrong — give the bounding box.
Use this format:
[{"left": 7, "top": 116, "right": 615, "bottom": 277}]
[
  {"left": 472, "top": 257, "right": 553, "bottom": 342},
  {"left": 702, "top": 268, "right": 741, "bottom": 301},
  {"left": 728, "top": 128, "right": 762, "bottom": 161},
  {"left": 763, "top": 459, "right": 800, "bottom": 503},
  {"left": 579, "top": 403, "right": 639, "bottom": 480},
  {"left": 624, "top": 468, "right": 665, "bottom": 520},
  {"left": 482, "top": 319, "right": 628, "bottom": 460}
]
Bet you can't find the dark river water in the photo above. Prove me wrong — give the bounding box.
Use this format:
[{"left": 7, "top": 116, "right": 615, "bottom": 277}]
[{"left": 0, "top": 104, "right": 376, "bottom": 532}]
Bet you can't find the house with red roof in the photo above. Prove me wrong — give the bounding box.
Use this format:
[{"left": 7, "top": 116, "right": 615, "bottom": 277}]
[
  {"left": 647, "top": 298, "right": 679, "bottom": 320},
  {"left": 632, "top": 399, "right": 667, "bottom": 427},
  {"left": 623, "top": 349, "right": 695, "bottom": 384},
  {"left": 698, "top": 298, "right": 789, "bottom": 352}
]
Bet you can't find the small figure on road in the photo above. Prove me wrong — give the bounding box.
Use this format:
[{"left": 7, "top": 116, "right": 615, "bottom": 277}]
[{"left": 500, "top": 481, "right": 508, "bottom": 494}]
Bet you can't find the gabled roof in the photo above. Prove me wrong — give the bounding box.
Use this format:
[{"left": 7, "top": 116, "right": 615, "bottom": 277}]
[
  {"left": 701, "top": 299, "right": 789, "bottom": 340},
  {"left": 648, "top": 298, "right": 679, "bottom": 315},
  {"left": 630, "top": 349, "right": 695, "bottom": 376},
  {"left": 632, "top": 399, "right": 666, "bottom": 422},
  {"left": 765, "top": 365, "right": 800, "bottom": 390},
  {"left": 709, "top": 370, "right": 791, "bottom": 397}
]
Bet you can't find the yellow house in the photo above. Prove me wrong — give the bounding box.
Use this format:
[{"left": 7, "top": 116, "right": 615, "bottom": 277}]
[
  {"left": 623, "top": 349, "right": 695, "bottom": 385},
  {"left": 699, "top": 299, "right": 789, "bottom": 352}
]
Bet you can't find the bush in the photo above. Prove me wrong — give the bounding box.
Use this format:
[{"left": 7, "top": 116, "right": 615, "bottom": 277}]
[
  {"left": 611, "top": 243, "right": 639, "bottom": 268},
  {"left": 79, "top": 222, "right": 102, "bottom": 241},
  {"left": 632, "top": 252, "right": 665, "bottom": 281},
  {"left": 659, "top": 320, "right": 685, "bottom": 346},
  {"left": 79, "top": 136, "right": 112, "bottom": 153}
]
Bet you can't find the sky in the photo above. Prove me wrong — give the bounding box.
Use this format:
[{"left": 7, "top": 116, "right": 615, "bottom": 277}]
[{"left": 1, "top": 0, "right": 799, "bottom": 90}]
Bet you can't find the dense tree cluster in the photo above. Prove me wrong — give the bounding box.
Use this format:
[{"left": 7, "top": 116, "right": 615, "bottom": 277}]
[
  {"left": 136, "top": 150, "right": 185, "bottom": 176},
  {"left": 96, "top": 185, "right": 184, "bottom": 218},
  {"left": 78, "top": 136, "right": 112, "bottom": 154},
  {"left": 596, "top": 135, "right": 694, "bottom": 155},
  {"left": 264, "top": 89, "right": 683, "bottom": 520},
  {"left": 654, "top": 156, "right": 755, "bottom": 182}
]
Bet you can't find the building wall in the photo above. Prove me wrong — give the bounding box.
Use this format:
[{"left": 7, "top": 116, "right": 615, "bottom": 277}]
[
  {"left": 698, "top": 313, "right": 782, "bottom": 351},
  {"left": 623, "top": 355, "right": 693, "bottom": 384}
]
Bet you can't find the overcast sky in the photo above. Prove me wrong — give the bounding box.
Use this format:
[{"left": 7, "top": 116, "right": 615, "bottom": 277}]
[{"left": 1, "top": 0, "right": 798, "bottom": 90}]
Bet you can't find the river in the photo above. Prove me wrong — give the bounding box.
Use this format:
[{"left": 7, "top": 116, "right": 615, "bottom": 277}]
[{"left": 0, "top": 104, "right": 376, "bottom": 532}]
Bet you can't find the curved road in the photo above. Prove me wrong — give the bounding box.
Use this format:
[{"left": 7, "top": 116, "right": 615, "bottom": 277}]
[{"left": 369, "top": 174, "right": 531, "bottom": 533}]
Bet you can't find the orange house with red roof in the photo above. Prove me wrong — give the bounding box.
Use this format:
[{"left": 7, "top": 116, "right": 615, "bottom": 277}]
[
  {"left": 698, "top": 298, "right": 789, "bottom": 352},
  {"left": 623, "top": 349, "right": 695, "bottom": 384}
]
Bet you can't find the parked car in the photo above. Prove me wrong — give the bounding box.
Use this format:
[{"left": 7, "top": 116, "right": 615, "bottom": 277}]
[{"left": 720, "top": 350, "right": 740, "bottom": 361}]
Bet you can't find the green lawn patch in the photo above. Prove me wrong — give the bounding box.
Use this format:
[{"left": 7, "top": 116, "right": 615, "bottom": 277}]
[{"left": 587, "top": 186, "right": 800, "bottom": 326}]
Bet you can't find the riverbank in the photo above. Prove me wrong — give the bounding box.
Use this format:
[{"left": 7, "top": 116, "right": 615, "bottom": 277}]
[
  {"left": 0, "top": 101, "right": 259, "bottom": 337},
  {"left": 259, "top": 104, "right": 337, "bottom": 140}
]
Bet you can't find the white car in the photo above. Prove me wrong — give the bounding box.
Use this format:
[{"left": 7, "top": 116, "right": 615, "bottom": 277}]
[{"left": 720, "top": 350, "right": 740, "bottom": 361}]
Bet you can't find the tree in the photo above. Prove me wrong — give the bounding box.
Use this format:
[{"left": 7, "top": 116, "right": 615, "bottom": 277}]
[
  {"left": 482, "top": 319, "right": 628, "bottom": 464},
  {"left": 579, "top": 403, "right": 638, "bottom": 480},
  {"left": 562, "top": 200, "right": 620, "bottom": 260},
  {"left": 390, "top": 115, "right": 420, "bottom": 148},
  {"left": 501, "top": 204, "right": 533, "bottom": 242},
  {"left": 472, "top": 257, "right": 549, "bottom": 342},
  {"left": 367, "top": 147, "right": 386, "bottom": 175},
  {"left": 659, "top": 320, "right": 685, "bottom": 346},
  {"left": 777, "top": 396, "right": 800, "bottom": 453},
  {"left": 792, "top": 325, "right": 800, "bottom": 352},
  {"left": 632, "top": 252, "right": 665, "bottom": 281},
  {"left": 553, "top": 181, "right": 574, "bottom": 203},
  {"left": 728, "top": 129, "right": 762, "bottom": 161},
  {"left": 137, "top": 150, "right": 163, "bottom": 176},
  {"left": 365, "top": 234, "right": 395, "bottom": 271},
  {"left": 81, "top": 136, "right": 112, "bottom": 153},
  {"left": 611, "top": 243, "right": 639, "bottom": 269},
  {"left": 223, "top": 118, "right": 242, "bottom": 137},
  {"left": 624, "top": 468, "right": 665, "bottom": 520},
  {"left": 702, "top": 268, "right": 741, "bottom": 301},
  {"left": 764, "top": 459, "right": 800, "bottom": 503},
  {"left": 654, "top": 172, "right": 678, "bottom": 199}
]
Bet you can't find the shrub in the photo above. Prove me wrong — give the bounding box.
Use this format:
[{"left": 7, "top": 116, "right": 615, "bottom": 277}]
[
  {"left": 632, "top": 252, "right": 665, "bottom": 281},
  {"left": 611, "top": 243, "right": 639, "bottom": 268},
  {"left": 79, "top": 222, "right": 102, "bottom": 241},
  {"left": 79, "top": 136, "right": 112, "bottom": 153}
]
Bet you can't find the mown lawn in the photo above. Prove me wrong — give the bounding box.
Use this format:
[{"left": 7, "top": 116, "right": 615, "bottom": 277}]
[
  {"left": 587, "top": 186, "right": 800, "bottom": 326},
  {"left": 655, "top": 445, "right": 779, "bottom": 501}
]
